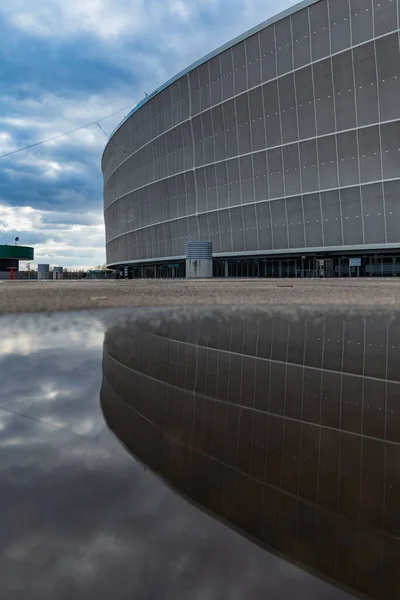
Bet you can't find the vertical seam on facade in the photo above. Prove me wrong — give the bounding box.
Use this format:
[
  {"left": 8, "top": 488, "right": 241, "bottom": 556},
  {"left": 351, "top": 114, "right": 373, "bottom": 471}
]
[
  {"left": 187, "top": 73, "right": 201, "bottom": 240},
  {"left": 328, "top": 3, "right": 343, "bottom": 250},
  {"left": 348, "top": 0, "right": 365, "bottom": 245},
  {"left": 274, "top": 25, "right": 288, "bottom": 252},
  {"left": 232, "top": 55, "right": 246, "bottom": 255},
  {"left": 372, "top": 8, "right": 389, "bottom": 243},
  {"left": 261, "top": 85, "right": 271, "bottom": 211},
  {"left": 310, "top": 7, "right": 325, "bottom": 248},
  {"left": 244, "top": 39, "right": 260, "bottom": 253},
  {"left": 225, "top": 51, "right": 234, "bottom": 252},
  {"left": 290, "top": 14, "right": 305, "bottom": 253},
  {"left": 208, "top": 61, "right": 217, "bottom": 220}
]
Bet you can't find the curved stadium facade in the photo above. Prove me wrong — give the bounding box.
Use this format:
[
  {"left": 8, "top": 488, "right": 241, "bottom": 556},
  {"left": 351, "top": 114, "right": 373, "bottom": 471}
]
[{"left": 103, "top": 0, "right": 400, "bottom": 278}]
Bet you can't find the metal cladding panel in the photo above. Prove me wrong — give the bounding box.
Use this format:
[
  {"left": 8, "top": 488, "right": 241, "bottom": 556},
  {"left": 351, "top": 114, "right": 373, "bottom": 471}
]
[
  {"left": 374, "top": 0, "right": 398, "bottom": 36},
  {"left": 198, "top": 213, "right": 210, "bottom": 242},
  {"left": 321, "top": 190, "right": 342, "bottom": 246},
  {"left": 353, "top": 41, "right": 379, "bottom": 127},
  {"left": 246, "top": 34, "right": 261, "bottom": 89},
  {"left": 362, "top": 183, "right": 386, "bottom": 244},
  {"left": 295, "top": 67, "right": 316, "bottom": 140},
  {"left": 242, "top": 203, "right": 258, "bottom": 251},
  {"left": 103, "top": 0, "right": 400, "bottom": 267},
  {"left": 248, "top": 87, "right": 266, "bottom": 152},
  {"left": 376, "top": 33, "right": 400, "bottom": 122},
  {"left": 271, "top": 199, "right": 289, "bottom": 249},
  {"left": 177, "top": 173, "right": 187, "bottom": 217},
  {"left": 205, "top": 164, "right": 218, "bottom": 211},
  {"left": 328, "top": 0, "right": 351, "bottom": 55},
  {"left": 350, "top": 0, "right": 373, "bottom": 46},
  {"left": 223, "top": 99, "right": 238, "bottom": 159},
  {"left": 179, "top": 77, "right": 190, "bottom": 121},
  {"left": 201, "top": 110, "right": 214, "bottom": 164},
  {"left": 253, "top": 151, "right": 269, "bottom": 201},
  {"left": 310, "top": 0, "right": 329, "bottom": 61},
  {"left": 208, "top": 211, "right": 221, "bottom": 252},
  {"left": 216, "top": 161, "right": 229, "bottom": 208},
  {"left": 199, "top": 62, "right": 211, "bottom": 113},
  {"left": 212, "top": 105, "right": 226, "bottom": 162},
  {"left": 197, "top": 168, "right": 207, "bottom": 213},
  {"left": 236, "top": 93, "right": 252, "bottom": 155},
  {"left": 256, "top": 201, "right": 273, "bottom": 250},
  {"left": 313, "top": 59, "right": 335, "bottom": 136},
  {"left": 190, "top": 69, "right": 200, "bottom": 116},
  {"left": 209, "top": 55, "right": 222, "bottom": 106},
  {"left": 299, "top": 139, "right": 318, "bottom": 194},
  {"left": 260, "top": 25, "right": 276, "bottom": 83},
  {"left": 286, "top": 196, "right": 305, "bottom": 248},
  {"left": 232, "top": 42, "right": 247, "bottom": 96},
  {"left": 227, "top": 158, "right": 241, "bottom": 206},
  {"left": 279, "top": 74, "right": 298, "bottom": 144},
  {"left": 230, "top": 206, "right": 245, "bottom": 252},
  {"left": 358, "top": 126, "right": 382, "bottom": 184},
  {"left": 291, "top": 8, "right": 311, "bottom": 69},
  {"left": 332, "top": 51, "right": 357, "bottom": 132},
  {"left": 240, "top": 154, "right": 255, "bottom": 204},
  {"left": 267, "top": 147, "right": 284, "bottom": 199},
  {"left": 303, "top": 192, "right": 323, "bottom": 247},
  {"left": 218, "top": 209, "right": 232, "bottom": 252},
  {"left": 341, "top": 186, "right": 364, "bottom": 246},
  {"left": 337, "top": 130, "right": 360, "bottom": 187},
  {"left": 263, "top": 81, "right": 282, "bottom": 147},
  {"left": 220, "top": 49, "right": 234, "bottom": 100},
  {"left": 283, "top": 143, "right": 301, "bottom": 196},
  {"left": 318, "top": 135, "right": 339, "bottom": 190},
  {"left": 275, "top": 17, "right": 293, "bottom": 76}
]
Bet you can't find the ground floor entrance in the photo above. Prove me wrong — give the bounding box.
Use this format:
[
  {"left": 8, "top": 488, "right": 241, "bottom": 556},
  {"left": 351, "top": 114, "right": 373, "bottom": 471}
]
[
  {"left": 116, "top": 252, "right": 400, "bottom": 279},
  {"left": 214, "top": 254, "right": 400, "bottom": 278}
]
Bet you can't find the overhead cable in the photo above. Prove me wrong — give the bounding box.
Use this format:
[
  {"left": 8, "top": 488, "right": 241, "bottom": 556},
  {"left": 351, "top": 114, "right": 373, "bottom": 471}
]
[{"left": 0, "top": 101, "right": 137, "bottom": 159}]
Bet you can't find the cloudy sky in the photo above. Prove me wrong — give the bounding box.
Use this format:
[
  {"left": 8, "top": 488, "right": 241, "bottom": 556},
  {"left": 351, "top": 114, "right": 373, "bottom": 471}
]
[{"left": 0, "top": 0, "right": 296, "bottom": 269}]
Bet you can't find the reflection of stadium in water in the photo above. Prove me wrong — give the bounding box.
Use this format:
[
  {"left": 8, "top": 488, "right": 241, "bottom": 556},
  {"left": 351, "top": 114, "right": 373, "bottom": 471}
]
[{"left": 101, "top": 308, "right": 400, "bottom": 600}]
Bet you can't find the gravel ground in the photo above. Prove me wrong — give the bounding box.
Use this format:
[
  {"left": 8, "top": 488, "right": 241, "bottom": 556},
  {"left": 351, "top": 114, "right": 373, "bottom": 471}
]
[{"left": 1, "top": 278, "right": 400, "bottom": 314}]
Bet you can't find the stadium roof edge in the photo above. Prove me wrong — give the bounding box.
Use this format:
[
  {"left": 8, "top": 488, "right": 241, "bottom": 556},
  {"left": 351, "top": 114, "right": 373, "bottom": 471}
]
[{"left": 101, "top": 0, "right": 321, "bottom": 163}]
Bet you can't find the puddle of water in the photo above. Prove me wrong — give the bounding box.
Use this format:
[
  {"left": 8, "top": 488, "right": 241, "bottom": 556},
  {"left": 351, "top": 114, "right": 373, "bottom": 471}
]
[{"left": 2, "top": 306, "right": 398, "bottom": 599}]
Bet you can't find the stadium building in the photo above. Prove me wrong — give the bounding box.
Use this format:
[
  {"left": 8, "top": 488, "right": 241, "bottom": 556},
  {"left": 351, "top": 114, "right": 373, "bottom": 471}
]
[{"left": 102, "top": 0, "right": 400, "bottom": 278}]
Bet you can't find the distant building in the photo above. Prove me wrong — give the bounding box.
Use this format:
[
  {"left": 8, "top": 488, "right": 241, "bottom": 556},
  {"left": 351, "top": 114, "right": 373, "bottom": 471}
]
[
  {"left": 103, "top": 0, "right": 400, "bottom": 278},
  {"left": 0, "top": 245, "right": 34, "bottom": 279}
]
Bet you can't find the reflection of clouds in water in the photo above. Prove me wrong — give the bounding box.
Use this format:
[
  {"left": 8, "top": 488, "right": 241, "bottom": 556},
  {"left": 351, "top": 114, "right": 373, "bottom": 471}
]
[
  {"left": 0, "top": 312, "right": 105, "bottom": 438},
  {"left": 0, "top": 313, "right": 104, "bottom": 357}
]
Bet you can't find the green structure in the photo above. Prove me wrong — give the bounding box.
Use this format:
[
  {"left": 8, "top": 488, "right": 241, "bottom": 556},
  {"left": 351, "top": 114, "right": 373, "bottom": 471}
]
[{"left": 0, "top": 245, "right": 34, "bottom": 279}]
